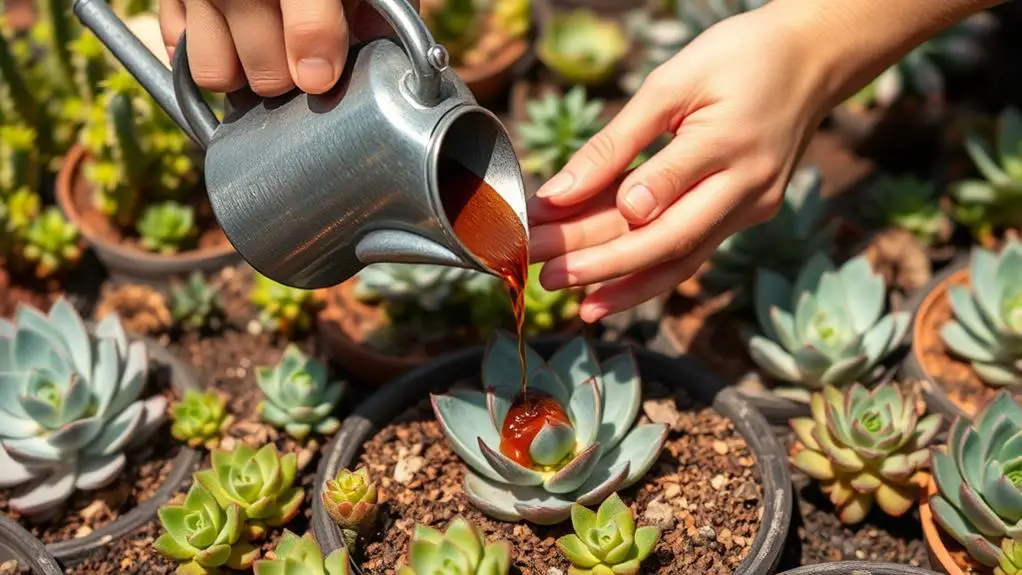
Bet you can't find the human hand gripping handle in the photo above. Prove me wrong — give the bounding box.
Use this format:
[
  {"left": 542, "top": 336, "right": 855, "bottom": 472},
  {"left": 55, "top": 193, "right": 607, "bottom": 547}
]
[{"left": 528, "top": 0, "right": 1005, "bottom": 324}]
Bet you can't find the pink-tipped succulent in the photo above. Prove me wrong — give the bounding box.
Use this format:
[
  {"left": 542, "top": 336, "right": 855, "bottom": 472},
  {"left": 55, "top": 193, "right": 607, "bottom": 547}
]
[
  {"left": 789, "top": 382, "right": 942, "bottom": 524},
  {"left": 321, "top": 467, "right": 379, "bottom": 537}
]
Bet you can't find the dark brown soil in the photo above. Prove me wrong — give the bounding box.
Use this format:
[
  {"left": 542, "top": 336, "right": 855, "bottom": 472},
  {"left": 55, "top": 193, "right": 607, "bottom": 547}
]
[
  {"left": 913, "top": 269, "right": 1022, "bottom": 416},
  {"left": 0, "top": 266, "right": 64, "bottom": 319},
  {"left": 782, "top": 433, "right": 931, "bottom": 568},
  {"left": 0, "top": 367, "right": 181, "bottom": 543},
  {"left": 662, "top": 285, "right": 754, "bottom": 385},
  {"left": 354, "top": 383, "right": 763, "bottom": 574}
]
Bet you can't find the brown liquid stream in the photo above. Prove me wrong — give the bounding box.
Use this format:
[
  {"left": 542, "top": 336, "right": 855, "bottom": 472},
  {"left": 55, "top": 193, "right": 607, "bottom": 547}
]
[{"left": 441, "top": 156, "right": 566, "bottom": 467}]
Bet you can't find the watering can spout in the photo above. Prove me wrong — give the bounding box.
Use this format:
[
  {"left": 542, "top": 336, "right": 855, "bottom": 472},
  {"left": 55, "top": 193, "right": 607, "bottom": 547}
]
[{"left": 73, "top": 0, "right": 216, "bottom": 147}]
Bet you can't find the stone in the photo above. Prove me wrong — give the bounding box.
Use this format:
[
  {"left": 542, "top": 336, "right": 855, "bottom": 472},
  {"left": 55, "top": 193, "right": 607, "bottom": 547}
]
[{"left": 642, "top": 497, "right": 677, "bottom": 531}]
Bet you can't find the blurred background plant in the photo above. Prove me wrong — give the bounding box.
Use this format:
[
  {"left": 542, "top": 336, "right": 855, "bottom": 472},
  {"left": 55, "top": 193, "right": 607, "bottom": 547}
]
[
  {"left": 537, "top": 9, "right": 627, "bottom": 86},
  {"left": 250, "top": 272, "right": 321, "bottom": 337},
  {"left": 868, "top": 174, "right": 953, "bottom": 248}
]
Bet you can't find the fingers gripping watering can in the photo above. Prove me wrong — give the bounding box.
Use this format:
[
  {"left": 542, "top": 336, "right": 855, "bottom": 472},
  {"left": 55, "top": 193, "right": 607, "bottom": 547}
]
[{"left": 72, "top": 0, "right": 528, "bottom": 289}]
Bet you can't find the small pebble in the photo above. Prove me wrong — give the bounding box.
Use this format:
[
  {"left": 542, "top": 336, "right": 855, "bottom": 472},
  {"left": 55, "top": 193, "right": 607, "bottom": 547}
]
[
  {"left": 710, "top": 474, "right": 727, "bottom": 490},
  {"left": 712, "top": 440, "right": 729, "bottom": 455}
]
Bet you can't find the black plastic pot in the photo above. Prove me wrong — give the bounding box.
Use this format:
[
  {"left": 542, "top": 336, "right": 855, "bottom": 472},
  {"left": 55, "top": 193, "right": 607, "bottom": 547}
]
[
  {"left": 0, "top": 515, "right": 62, "bottom": 574},
  {"left": 37, "top": 336, "right": 202, "bottom": 566},
  {"left": 776, "top": 562, "right": 940, "bottom": 575},
  {"left": 311, "top": 335, "right": 793, "bottom": 575}
]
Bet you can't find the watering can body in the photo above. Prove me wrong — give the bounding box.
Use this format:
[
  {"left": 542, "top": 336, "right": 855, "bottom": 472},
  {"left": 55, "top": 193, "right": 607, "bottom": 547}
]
[{"left": 73, "top": 0, "right": 528, "bottom": 290}]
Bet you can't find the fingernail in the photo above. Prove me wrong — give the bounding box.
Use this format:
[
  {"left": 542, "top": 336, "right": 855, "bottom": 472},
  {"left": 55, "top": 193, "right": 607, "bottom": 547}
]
[
  {"left": 581, "top": 304, "right": 608, "bottom": 323},
  {"left": 623, "top": 185, "right": 657, "bottom": 220},
  {"left": 296, "top": 58, "right": 336, "bottom": 91},
  {"left": 536, "top": 172, "right": 574, "bottom": 198}
]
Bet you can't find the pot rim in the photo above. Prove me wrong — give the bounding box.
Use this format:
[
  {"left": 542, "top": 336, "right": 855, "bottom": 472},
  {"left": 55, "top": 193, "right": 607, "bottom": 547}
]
[
  {"left": 37, "top": 332, "right": 202, "bottom": 565},
  {"left": 775, "top": 560, "right": 942, "bottom": 575},
  {"left": 919, "top": 476, "right": 968, "bottom": 575},
  {"left": 0, "top": 514, "right": 62, "bottom": 575},
  {"left": 454, "top": 36, "right": 530, "bottom": 85},
  {"left": 56, "top": 145, "right": 240, "bottom": 266},
  {"left": 310, "top": 334, "right": 793, "bottom": 575}
]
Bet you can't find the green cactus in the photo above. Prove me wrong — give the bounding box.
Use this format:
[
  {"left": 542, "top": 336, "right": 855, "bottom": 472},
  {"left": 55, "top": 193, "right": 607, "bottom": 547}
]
[
  {"left": 194, "top": 444, "right": 305, "bottom": 540},
  {"left": 137, "top": 201, "right": 196, "bottom": 255},
  {"left": 253, "top": 531, "right": 350, "bottom": 575},
  {"left": 154, "top": 481, "right": 259, "bottom": 574},
  {"left": 250, "top": 273, "right": 319, "bottom": 336},
  {"left": 396, "top": 517, "right": 512, "bottom": 575},
  {"left": 255, "top": 345, "right": 344, "bottom": 440},
  {"left": 519, "top": 86, "right": 604, "bottom": 179},
  {"left": 170, "top": 272, "right": 225, "bottom": 331},
  {"left": 557, "top": 493, "right": 660, "bottom": 575},
  {"left": 170, "top": 390, "right": 233, "bottom": 450},
  {"left": 22, "top": 207, "right": 81, "bottom": 278}
]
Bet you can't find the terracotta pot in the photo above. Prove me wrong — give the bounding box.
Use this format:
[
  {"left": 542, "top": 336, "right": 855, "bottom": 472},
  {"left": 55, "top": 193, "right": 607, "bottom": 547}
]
[
  {"left": 457, "top": 37, "right": 531, "bottom": 106},
  {"left": 920, "top": 477, "right": 988, "bottom": 575},
  {"left": 55, "top": 145, "right": 241, "bottom": 286},
  {"left": 2, "top": 0, "right": 34, "bottom": 31},
  {"left": 311, "top": 335, "right": 794, "bottom": 575}
]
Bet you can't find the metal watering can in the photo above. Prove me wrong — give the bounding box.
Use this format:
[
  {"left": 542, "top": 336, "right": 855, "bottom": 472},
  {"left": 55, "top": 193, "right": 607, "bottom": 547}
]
[{"left": 72, "top": 0, "right": 528, "bottom": 289}]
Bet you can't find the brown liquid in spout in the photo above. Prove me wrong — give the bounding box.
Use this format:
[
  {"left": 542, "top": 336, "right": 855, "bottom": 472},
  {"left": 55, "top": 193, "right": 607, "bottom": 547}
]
[{"left": 439, "top": 156, "right": 529, "bottom": 395}]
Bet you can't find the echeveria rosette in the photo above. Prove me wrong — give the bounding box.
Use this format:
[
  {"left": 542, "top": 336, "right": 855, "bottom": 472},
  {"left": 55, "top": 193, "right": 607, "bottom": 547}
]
[
  {"left": 396, "top": 517, "right": 511, "bottom": 575},
  {"left": 432, "top": 333, "right": 668, "bottom": 525},
  {"left": 0, "top": 298, "right": 166, "bottom": 518},
  {"left": 748, "top": 253, "right": 910, "bottom": 402},
  {"left": 940, "top": 240, "right": 1022, "bottom": 387},
  {"left": 170, "top": 390, "right": 233, "bottom": 450},
  {"left": 256, "top": 345, "right": 344, "bottom": 440},
  {"left": 929, "top": 391, "right": 1022, "bottom": 569},
  {"left": 195, "top": 444, "right": 305, "bottom": 540},
  {"left": 321, "top": 467, "right": 379, "bottom": 537},
  {"left": 556, "top": 493, "right": 659, "bottom": 575},
  {"left": 788, "top": 382, "right": 942, "bottom": 524},
  {"left": 536, "top": 10, "right": 627, "bottom": 86},
  {"left": 153, "top": 482, "right": 258, "bottom": 575},
  {"left": 253, "top": 531, "right": 350, "bottom": 575}
]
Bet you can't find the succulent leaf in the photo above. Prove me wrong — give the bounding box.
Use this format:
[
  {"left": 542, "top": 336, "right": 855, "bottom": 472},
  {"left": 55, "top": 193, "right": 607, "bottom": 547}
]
[
  {"left": 256, "top": 345, "right": 344, "bottom": 440},
  {"left": 951, "top": 107, "right": 1022, "bottom": 239},
  {"left": 253, "top": 530, "right": 351, "bottom": 575},
  {"left": 154, "top": 481, "right": 257, "bottom": 571},
  {"left": 537, "top": 10, "right": 627, "bottom": 86},
  {"left": 321, "top": 467, "right": 379, "bottom": 536},
  {"left": 397, "top": 516, "right": 511, "bottom": 574},
  {"left": 170, "top": 390, "right": 233, "bottom": 450},
  {"left": 170, "top": 272, "right": 224, "bottom": 331},
  {"left": 518, "top": 86, "right": 604, "bottom": 179},
  {"left": 556, "top": 493, "right": 659, "bottom": 574}
]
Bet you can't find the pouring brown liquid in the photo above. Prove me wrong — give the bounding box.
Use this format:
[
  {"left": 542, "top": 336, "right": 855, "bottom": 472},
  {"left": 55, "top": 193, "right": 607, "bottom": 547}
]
[{"left": 440, "top": 156, "right": 571, "bottom": 467}]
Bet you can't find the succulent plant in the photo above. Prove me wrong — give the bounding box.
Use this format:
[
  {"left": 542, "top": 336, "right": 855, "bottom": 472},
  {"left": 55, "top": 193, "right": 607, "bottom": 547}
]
[
  {"left": 153, "top": 481, "right": 258, "bottom": 574},
  {"left": 788, "top": 382, "right": 941, "bottom": 523},
  {"left": 492, "top": 0, "right": 532, "bottom": 40},
  {"left": 422, "top": 0, "right": 481, "bottom": 64},
  {"left": 432, "top": 332, "right": 668, "bottom": 525},
  {"left": 195, "top": 444, "right": 305, "bottom": 539},
  {"left": 256, "top": 345, "right": 344, "bottom": 440},
  {"left": 1001, "top": 539, "right": 1022, "bottom": 575},
  {"left": 929, "top": 391, "right": 1022, "bottom": 569},
  {"left": 21, "top": 207, "right": 82, "bottom": 278},
  {"left": 950, "top": 107, "right": 1022, "bottom": 241},
  {"left": 170, "top": 272, "right": 224, "bottom": 332},
  {"left": 0, "top": 298, "right": 166, "bottom": 518},
  {"left": 523, "top": 262, "right": 580, "bottom": 335},
  {"left": 519, "top": 86, "right": 604, "bottom": 179},
  {"left": 396, "top": 517, "right": 511, "bottom": 575},
  {"left": 254, "top": 531, "right": 350, "bottom": 575},
  {"left": 940, "top": 240, "right": 1022, "bottom": 387},
  {"left": 537, "top": 10, "right": 627, "bottom": 86},
  {"left": 170, "top": 390, "right": 233, "bottom": 450},
  {"left": 748, "top": 253, "right": 909, "bottom": 401},
  {"left": 701, "top": 166, "right": 836, "bottom": 303},
  {"left": 869, "top": 174, "right": 950, "bottom": 247},
  {"left": 250, "top": 273, "right": 319, "bottom": 336},
  {"left": 321, "top": 467, "right": 379, "bottom": 537},
  {"left": 136, "top": 201, "right": 196, "bottom": 255},
  {"left": 556, "top": 492, "right": 659, "bottom": 574}
]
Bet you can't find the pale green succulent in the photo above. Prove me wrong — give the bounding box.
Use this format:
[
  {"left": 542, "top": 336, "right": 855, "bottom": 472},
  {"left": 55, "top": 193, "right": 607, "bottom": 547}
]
[
  {"left": 702, "top": 167, "right": 836, "bottom": 303},
  {"left": 788, "top": 383, "right": 941, "bottom": 524},
  {"left": 557, "top": 493, "right": 659, "bottom": 575},
  {"left": 432, "top": 332, "right": 668, "bottom": 525},
  {"left": 137, "top": 201, "right": 196, "bottom": 255},
  {"left": 195, "top": 444, "right": 305, "bottom": 540},
  {"left": 254, "top": 531, "right": 350, "bottom": 575},
  {"left": 537, "top": 10, "right": 627, "bottom": 86},
  {"left": 748, "top": 254, "right": 910, "bottom": 401},
  {"left": 256, "top": 345, "right": 344, "bottom": 440},
  {"left": 951, "top": 107, "right": 1022, "bottom": 241},
  {"left": 0, "top": 297, "right": 166, "bottom": 518},
  {"left": 170, "top": 389, "right": 233, "bottom": 450},
  {"left": 321, "top": 467, "right": 379, "bottom": 537},
  {"left": 250, "top": 273, "right": 319, "bottom": 336},
  {"left": 1000, "top": 539, "right": 1022, "bottom": 575},
  {"left": 519, "top": 86, "right": 603, "bottom": 179},
  {"left": 930, "top": 391, "right": 1022, "bottom": 570},
  {"left": 22, "top": 206, "right": 82, "bottom": 278},
  {"left": 523, "top": 262, "right": 580, "bottom": 336},
  {"left": 170, "top": 272, "right": 224, "bottom": 332},
  {"left": 870, "top": 174, "right": 950, "bottom": 246},
  {"left": 940, "top": 240, "right": 1022, "bottom": 387},
  {"left": 396, "top": 517, "right": 511, "bottom": 575},
  {"left": 153, "top": 481, "right": 258, "bottom": 574}
]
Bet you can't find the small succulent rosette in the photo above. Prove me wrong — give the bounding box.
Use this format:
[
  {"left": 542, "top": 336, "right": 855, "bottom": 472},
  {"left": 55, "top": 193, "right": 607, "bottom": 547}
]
[
  {"left": 396, "top": 517, "right": 511, "bottom": 575},
  {"left": 321, "top": 467, "right": 379, "bottom": 536},
  {"left": 789, "top": 382, "right": 941, "bottom": 524},
  {"left": 941, "top": 240, "right": 1022, "bottom": 387},
  {"left": 929, "top": 391, "right": 1022, "bottom": 571},
  {"left": 432, "top": 333, "right": 668, "bottom": 525},
  {"left": 254, "top": 531, "right": 350, "bottom": 575},
  {"left": 255, "top": 344, "right": 344, "bottom": 440},
  {"left": 170, "top": 389, "right": 233, "bottom": 449},
  {"left": 556, "top": 493, "right": 659, "bottom": 575}
]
